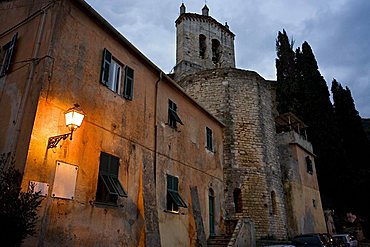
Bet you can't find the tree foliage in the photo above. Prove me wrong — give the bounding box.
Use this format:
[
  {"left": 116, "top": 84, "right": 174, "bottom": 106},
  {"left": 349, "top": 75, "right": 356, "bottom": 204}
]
[
  {"left": 295, "top": 42, "right": 346, "bottom": 199},
  {"left": 275, "top": 31, "right": 347, "bottom": 209},
  {"left": 332, "top": 79, "right": 370, "bottom": 167},
  {"left": 275, "top": 30, "right": 301, "bottom": 115},
  {"left": 331, "top": 80, "right": 370, "bottom": 213},
  {"left": 362, "top": 119, "right": 370, "bottom": 142},
  {"left": 0, "top": 153, "right": 43, "bottom": 247},
  {"left": 274, "top": 30, "right": 370, "bottom": 216}
]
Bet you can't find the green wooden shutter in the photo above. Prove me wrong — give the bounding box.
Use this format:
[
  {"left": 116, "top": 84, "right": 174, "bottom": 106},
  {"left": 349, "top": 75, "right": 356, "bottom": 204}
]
[
  {"left": 109, "top": 155, "right": 119, "bottom": 177},
  {"left": 100, "top": 174, "right": 118, "bottom": 195},
  {"left": 99, "top": 152, "right": 110, "bottom": 175},
  {"left": 99, "top": 152, "right": 127, "bottom": 198},
  {"left": 100, "top": 48, "right": 111, "bottom": 85},
  {"left": 0, "top": 32, "right": 18, "bottom": 76},
  {"left": 206, "top": 127, "right": 213, "bottom": 150},
  {"left": 167, "top": 175, "right": 174, "bottom": 191},
  {"left": 167, "top": 175, "right": 187, "bottom": 208},
  {"left": 124, "top": 66, "right": 134, "bottom": 99}
]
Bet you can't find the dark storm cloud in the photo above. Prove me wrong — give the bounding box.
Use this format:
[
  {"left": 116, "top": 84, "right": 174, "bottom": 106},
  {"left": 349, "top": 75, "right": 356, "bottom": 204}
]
[
  {"left": 85, "top": 0, "right": 369, "bottom": 117},
  {"left": 300, "top": 0, "right": 370, "bottom": 117}
]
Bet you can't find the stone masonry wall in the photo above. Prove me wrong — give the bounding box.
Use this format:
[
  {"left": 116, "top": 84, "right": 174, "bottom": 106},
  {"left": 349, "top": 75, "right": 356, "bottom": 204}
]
[
  {"left": 175, "top": 14, "right": 235, "bottom": 81},
  {"left": 177, "top": 68, "right": 288, "bottom": 239}
]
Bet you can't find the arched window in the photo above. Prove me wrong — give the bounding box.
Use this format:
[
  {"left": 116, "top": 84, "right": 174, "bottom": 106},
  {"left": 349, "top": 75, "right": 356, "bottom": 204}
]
[
  {"left": 199, "top": 34, "right": 207, "bottom": 59},
  {"left": 271, "top": 191, "right": 277, "bottom": 215},
  {"left": 211, "top": 39, "right": 221, "bottom": 63},
  {"left": 233, "top": 188, "right": 242, "bottom": 213}
]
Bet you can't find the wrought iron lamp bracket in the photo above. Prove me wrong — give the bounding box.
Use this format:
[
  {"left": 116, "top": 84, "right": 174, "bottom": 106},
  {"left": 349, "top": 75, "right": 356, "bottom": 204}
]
[{"left": 47, "top": 130, "right": 73, "bottom": 149}]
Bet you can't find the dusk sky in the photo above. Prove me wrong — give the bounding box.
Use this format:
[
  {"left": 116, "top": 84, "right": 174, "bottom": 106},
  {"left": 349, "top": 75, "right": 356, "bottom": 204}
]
[{"left": 85, "top": 0, "right": 370, "bottom": 118}]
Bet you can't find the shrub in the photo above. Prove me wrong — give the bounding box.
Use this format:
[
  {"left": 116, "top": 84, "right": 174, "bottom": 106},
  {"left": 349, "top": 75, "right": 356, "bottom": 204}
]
[{"left": 0, "top": 153, "right": 43, "bottom": 246}]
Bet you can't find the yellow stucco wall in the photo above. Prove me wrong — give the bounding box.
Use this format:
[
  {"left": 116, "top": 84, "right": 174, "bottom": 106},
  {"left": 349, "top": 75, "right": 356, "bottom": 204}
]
[{"left": 290, "top": 144, "right": 327, "bottom": 234}]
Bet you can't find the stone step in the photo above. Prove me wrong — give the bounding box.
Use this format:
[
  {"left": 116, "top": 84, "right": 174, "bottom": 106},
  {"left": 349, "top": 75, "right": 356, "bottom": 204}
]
[{"left": 207, "top": 235, "right": 232, "bottom": 247}]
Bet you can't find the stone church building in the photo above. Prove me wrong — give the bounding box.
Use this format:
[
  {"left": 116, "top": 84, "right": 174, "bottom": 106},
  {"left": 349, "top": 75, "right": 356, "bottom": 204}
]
[
  {"left": 0, "top": 0, "right": 326, "bottom": 246},
  {"left": 172, "top": 3, "right": 327, "bottom": 241}
]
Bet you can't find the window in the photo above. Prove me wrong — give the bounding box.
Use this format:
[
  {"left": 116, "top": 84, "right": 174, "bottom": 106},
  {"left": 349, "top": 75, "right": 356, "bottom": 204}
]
[
  {"left": 166, "top": 175, "right": 187, "bottom": 212},
  {"left": 306, "top": 156, "right": 313, "bottom": 175},
  {"left": 168, "top": 99, "right": 183, "bottom": 128},
  {"left": 206, "top": 127, "right": 213, "bottom": 151},
  {"left": 199, "top": 34, "right": 207, "bottom": 59},
  {"left": 271, "top": 191, "right": 277, "bottom": 215},
  {"left": 233, "top": 188, "right": 242, "bottom": 213},
  {"left": 123, "top": 66, "right": 134, "bottom": 100},
  {"left": 96, "top": 152, "right": 127, "bottom": 205},
  {"left": 0, "top": 33, "right": 18, "bottom": 77},
  {"left": 209, "top": 188, "right": 215, "bottom": 236},
  {"left": 211, "top": 39, "right": 221, "bottom": 64},
  {"left": 312, "top": 199, "right": 317, "bottom": 208},
  {"left": 100, "top": 48, "right": 123, "bottom": 94}
]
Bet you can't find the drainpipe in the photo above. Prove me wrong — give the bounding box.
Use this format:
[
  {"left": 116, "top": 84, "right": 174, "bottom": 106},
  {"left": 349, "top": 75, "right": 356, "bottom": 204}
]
[
  {"left": 154, "top": 71, "right": 163, "bottom": 185},
  {"left": 11, "top": 7, "right": 48, "bottom": 170}
]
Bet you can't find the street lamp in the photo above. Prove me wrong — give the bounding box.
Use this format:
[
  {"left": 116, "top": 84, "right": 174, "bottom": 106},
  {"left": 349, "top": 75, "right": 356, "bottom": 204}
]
[{"left": 47, "top": 104, "right": 85, "bottom": 149}]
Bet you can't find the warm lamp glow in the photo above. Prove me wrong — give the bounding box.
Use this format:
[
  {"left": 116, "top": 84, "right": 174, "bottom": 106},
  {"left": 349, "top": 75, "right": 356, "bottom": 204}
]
[
  {"left": 47, "top": 104, "right": 86, "bottom": 149},
  {"left": 65, "top": 105, "right": 85, "bottom": 130}
]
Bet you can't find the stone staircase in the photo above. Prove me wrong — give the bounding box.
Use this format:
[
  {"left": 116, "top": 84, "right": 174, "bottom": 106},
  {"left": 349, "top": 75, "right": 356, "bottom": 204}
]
[{"left": 207, "top": 235, "right": 232, "bottom": 247}]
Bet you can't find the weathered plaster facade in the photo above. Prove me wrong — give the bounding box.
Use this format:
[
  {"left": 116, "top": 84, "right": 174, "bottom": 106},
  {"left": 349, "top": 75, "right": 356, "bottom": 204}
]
[
  {"left": 277, "top": 128, "right": 327, "bottom": 237},
  {"left": 0, "top": 1, "right": 224, "bottom": 246}
]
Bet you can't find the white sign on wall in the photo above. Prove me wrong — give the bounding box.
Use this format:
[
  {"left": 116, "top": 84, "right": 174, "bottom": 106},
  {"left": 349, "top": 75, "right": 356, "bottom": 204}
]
[
  {"left": 29, "top": 181, "right": 49, "bottom": 196},
  {"left": 52, "top": 161, "right": 78, "bottom": 200}
]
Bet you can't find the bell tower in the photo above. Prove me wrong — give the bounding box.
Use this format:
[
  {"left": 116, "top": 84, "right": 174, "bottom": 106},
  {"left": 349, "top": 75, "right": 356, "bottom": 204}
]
[{"left": 174, "top": 4, "right": 235, "bottom": 80}]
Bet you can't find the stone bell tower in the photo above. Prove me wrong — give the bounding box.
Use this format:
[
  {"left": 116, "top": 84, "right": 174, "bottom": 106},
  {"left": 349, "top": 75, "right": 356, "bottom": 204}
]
[{"left": 174, "top": 3, "right": 236, "bottom": 80}]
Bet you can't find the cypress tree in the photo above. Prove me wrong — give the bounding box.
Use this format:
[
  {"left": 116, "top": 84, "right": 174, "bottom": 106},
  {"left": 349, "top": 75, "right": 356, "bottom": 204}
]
[
  {"left": 275, "top": 30, "right": 370, "bottom": 221},
  {"left": 362, "top": 119, "right": 370, "bottom": 142},
  {"left": 275, "top": 30, "right": 301, "bottom": 115},
  {"left": 331, "top": 79, "right": 370, "bottom": 214},
  {"left": 331, "top": 79, "right": 370, "bottom": 167},
  {"left": 295, "top": 42, "right": 347, "bottom": 209},
  {"left": 276, "top": 36, "right": 347, "bottom": 210}
]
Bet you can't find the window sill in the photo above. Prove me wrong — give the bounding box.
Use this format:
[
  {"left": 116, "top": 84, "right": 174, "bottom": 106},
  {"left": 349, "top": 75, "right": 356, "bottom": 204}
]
[
  {"left": 100, "top": 83, "right": 133, "bottom": 101},
  {"left": 164, "top": 209, "right": 179, "bottom": 214},
  {"left": 123, "top": 95, "right": 133, "bottom": 101},
  {"left": 94, "top": 201, "right": 119, "bottom": 208},
  {"left": 166, "top": 123, "right": 181, "bottom": 132},
  {"left": 205, "top": 147, "right": 215, "bottom": 154}
]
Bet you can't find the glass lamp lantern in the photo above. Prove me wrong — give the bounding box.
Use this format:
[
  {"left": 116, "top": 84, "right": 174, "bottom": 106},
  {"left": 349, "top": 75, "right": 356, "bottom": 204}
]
[
  {"left": 65, "top": 105, "right": 85, "bottom": 131},
  {"left": 47, "top": 104, "right": 85, "bottom": 149}
]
